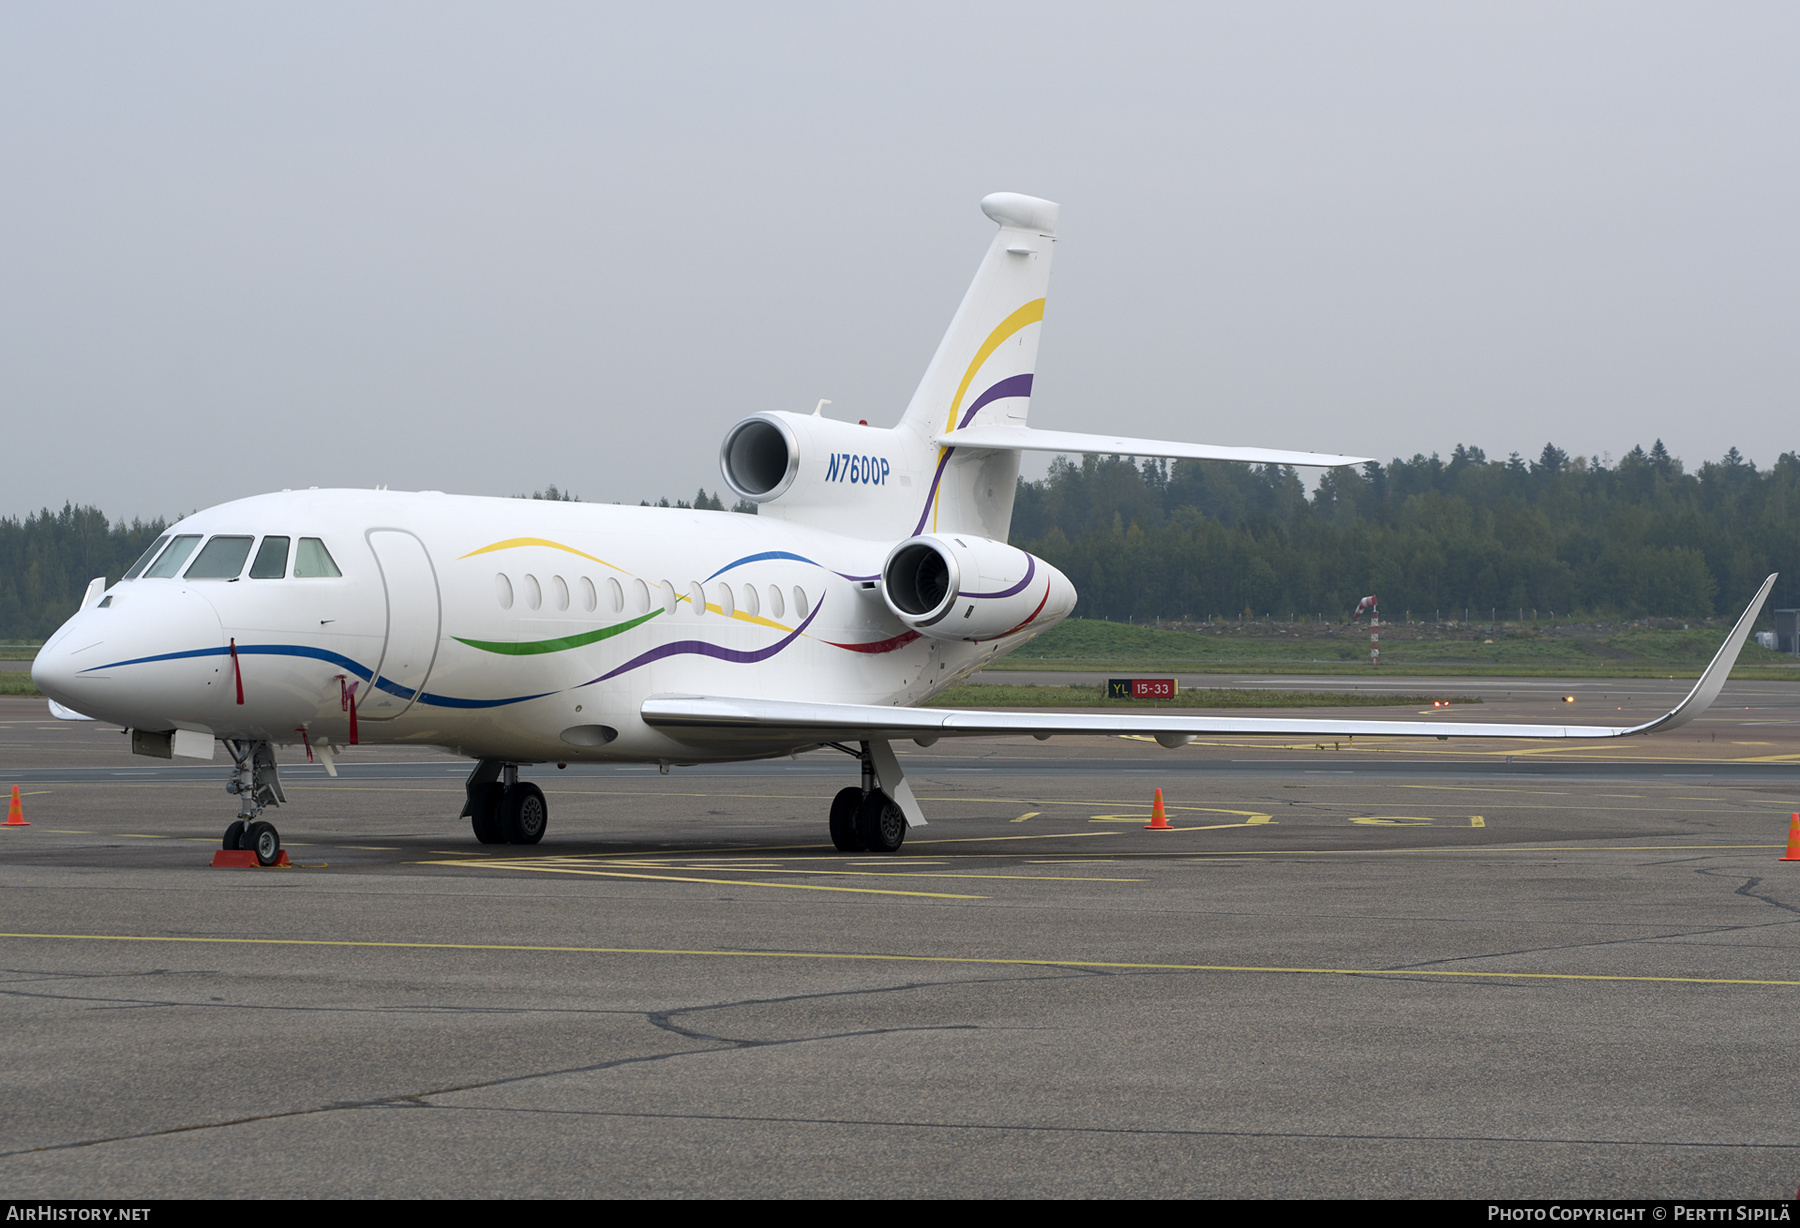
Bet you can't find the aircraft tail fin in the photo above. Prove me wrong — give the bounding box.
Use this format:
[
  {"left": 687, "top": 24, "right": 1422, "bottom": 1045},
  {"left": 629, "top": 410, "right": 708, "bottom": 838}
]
[{"left": 894, "top": 194, "right": 1058, "bottom": 538}]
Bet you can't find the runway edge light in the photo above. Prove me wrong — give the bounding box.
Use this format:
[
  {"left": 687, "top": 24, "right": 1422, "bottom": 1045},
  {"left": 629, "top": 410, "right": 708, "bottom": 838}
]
[{"left": 4, "top": 785, "right": 27, "bottom": 827}]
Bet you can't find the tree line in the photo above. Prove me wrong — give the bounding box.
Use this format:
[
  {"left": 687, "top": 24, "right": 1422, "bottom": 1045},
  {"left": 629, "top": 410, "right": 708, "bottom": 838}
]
[
  {"left": 1010, "top": 442, "right": 1800, "bottom": 623},
  {"left": 3, "top": 441, "right": 1792, "bottom": 640}
]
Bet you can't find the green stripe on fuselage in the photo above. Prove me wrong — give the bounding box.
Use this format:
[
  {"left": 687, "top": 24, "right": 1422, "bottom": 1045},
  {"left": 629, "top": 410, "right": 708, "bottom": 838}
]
[{"left": 454, "top": 608, "right": 664, "bottom": 656}]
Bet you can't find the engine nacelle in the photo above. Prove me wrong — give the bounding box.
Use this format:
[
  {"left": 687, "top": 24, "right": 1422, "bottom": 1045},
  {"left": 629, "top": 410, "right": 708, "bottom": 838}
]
[{"left": 880, "top": 533, "right": 1075, "bottom": 641}]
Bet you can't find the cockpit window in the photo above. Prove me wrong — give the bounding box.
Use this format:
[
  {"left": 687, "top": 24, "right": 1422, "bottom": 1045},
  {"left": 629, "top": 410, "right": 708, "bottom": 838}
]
[
  {"left": 122, "top": 536, "right": 170, "bottom": 580},
  {"left": 143, "top": 535, "right": 202, "bottom": 579},
  {"left": 185, "top": 536, "right": 255, "bottom": 580},
  {"left": 294, "top": 538, "right": 341, "bottom": 578},
  {"left": 249, "top": 536, "right": 290, "bottom": 579}
]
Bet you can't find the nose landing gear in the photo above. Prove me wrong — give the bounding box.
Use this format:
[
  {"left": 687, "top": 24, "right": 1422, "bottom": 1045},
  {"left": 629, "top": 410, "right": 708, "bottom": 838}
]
[
  {"left": 462, "top": 760, "right": 547, "bottom": 846},
  {"left": 221, "top": 739, "right": 286, "bottom": 866}
]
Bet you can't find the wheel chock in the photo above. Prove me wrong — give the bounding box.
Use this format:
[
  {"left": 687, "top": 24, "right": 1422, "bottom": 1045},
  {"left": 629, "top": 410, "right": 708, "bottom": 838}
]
[
  {"left": 1144, "top": 787, "right": 1173, "bottom": 830},
  {"left": 210, "top": 849, "right": 291, "bottom": 868}
]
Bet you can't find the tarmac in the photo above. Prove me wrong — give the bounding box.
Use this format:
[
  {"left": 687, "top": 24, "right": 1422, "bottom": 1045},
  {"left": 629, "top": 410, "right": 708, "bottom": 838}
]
[{"left": 2, "top": 682, "right": 1799, "bottom": 1198}]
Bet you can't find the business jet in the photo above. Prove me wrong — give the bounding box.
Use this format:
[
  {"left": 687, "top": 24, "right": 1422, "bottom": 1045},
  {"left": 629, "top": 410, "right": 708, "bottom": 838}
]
[{"left": 29, "top": 192, "right": 1776, "bottom": 864}]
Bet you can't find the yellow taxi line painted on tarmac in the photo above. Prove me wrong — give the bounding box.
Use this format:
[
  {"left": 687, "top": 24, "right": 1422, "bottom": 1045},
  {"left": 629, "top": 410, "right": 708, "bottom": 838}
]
[
  {"left": 529, "top": 859, "right": 1141, "bottom": 884},
  {"left": 422, "top": 860, "right": 988, "bottom": 899},
  {"left": 0, "top": 930, "right": 1795, "bottom": 988}
]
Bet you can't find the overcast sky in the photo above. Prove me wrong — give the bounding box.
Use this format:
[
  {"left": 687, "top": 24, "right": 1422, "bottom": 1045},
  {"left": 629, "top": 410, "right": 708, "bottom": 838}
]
[{"left": 3, "top": 3, "right": 1795, "bottom": 521}]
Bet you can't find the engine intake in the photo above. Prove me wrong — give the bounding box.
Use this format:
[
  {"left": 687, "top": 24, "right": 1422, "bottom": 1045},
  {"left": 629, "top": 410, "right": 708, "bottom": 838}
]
[
  {"left": 720, "top": 416, "right": 798, "bottom": 502},
  {"left": 880, "top": 533, "right": 1075, "bottom": 641}
]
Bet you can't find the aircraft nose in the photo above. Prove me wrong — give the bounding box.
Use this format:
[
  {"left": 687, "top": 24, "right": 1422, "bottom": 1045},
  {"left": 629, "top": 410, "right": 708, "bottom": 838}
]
[
  {"left": 31, "top": 585, "right": 226, "bottom": 726},
  {"left": 29, "top": 641, "right": 78, "bottom": 701}
]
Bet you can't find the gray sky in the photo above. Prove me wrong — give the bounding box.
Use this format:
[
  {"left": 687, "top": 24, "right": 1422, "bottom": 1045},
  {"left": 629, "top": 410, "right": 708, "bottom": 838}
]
[{"left": 3, "top": 3, "right": 1795, "bottom": 521}]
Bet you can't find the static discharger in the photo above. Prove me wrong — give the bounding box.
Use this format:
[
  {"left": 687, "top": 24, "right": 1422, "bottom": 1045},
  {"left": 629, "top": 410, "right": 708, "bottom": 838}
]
[
  {"left": 1144, "top": 788, "right": 1172, "bottom": 831},
  {"left": 1782, "top": 814, "right": 1800, "bottom": 863},
  {"left": 4, "top": 785, "right": 27, "bottom": 827}
]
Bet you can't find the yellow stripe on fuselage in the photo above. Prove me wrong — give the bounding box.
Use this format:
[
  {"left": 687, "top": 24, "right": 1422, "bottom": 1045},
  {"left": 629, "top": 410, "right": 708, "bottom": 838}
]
[{"left": 459, "top": 537, "right": 629, "bottom": 573}]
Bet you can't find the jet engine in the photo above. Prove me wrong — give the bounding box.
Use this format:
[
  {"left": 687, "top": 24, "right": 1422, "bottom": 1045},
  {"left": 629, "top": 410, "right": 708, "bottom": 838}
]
[{"left": 880, "top": 533, "right": 1075, "bottom": 641}]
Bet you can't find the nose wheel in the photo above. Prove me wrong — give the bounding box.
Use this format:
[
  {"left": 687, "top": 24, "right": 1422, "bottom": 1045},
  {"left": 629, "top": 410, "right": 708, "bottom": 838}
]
[{"left": 220, "top": 739, "right": 285, "bottom": 864}]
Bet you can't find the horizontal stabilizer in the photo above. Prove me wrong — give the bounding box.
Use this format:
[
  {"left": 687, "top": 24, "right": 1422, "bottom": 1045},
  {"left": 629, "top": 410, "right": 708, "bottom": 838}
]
[{"left": 931, "top": 424, "right": 1369, "bottom": 469}]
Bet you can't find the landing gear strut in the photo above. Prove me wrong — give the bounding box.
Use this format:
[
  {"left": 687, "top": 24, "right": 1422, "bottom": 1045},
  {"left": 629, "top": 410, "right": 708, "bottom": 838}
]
[
  {"left": 462, "top": 760, "right": 548, "bottom": 846},
  {"left": 221, "top": 739, "right": 285, "bottom": 866},
  {"left": 826, "top": 739, "right": 922, "bottom": 854}
]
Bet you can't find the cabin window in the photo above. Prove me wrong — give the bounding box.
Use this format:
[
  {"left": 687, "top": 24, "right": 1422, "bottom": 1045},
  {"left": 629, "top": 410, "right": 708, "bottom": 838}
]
[
  {"left": 688, "top": 581, "right": 706, "bottom": 615},
  {"left": 249, "top": 536, "right": 290, "bottom": 579},
  {"left": 716, "top": 583, "right": 735, "bottom": 617},
  {"left": 633, "top": 578, "right": 650, "bottom": 613},
  {"left": 659, "top": 580, "right": 677, "bottom": 614},
  {"left": 552, "top": 575, "right": 569, "bottom": 612},
  {"left": 766, "top": 585, "right": 784, "bottom": 619},
  {"left": 741, "top": 584, "right": 760, "bottom": 618},
  {"left": 294, "top": 538, "right": 341, "bottom": 578},
  {"left": 143, "top": 535, "right": 201, "bottom": 579},
  {"left": 792, "top": 586, "right": 809, "bottom": 619},
  {"left": 608, "top": 577, "right": 624, "bottom": 613},
  {"left": 581, "top": 577, "right": 597, "bottom": 613},
  {"left": 524, "top": 575, "right": 542, "bottom": 610},
  {"left": 496, "top": 574, "right": 514, "bottom": 609},
  {"left": 123, "top": 536, "right": 170, "bottom": 580}
]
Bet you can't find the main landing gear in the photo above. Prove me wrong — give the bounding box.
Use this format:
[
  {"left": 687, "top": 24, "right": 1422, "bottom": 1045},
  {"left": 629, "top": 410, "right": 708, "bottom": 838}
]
[
  {"left": 462, "top": 760, "right": 547, "bottom": 846},
  {"left": 221, "top": 739, "right": 286, "bottom": 866},
  {"left": 827, "top": 739, "right": 922, "bottom": 854}
]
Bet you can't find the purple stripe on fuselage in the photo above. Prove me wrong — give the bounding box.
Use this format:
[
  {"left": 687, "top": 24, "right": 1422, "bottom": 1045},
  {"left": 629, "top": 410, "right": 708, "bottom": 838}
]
[
  {"left": 581, "top": 595, "right": 825, "bottom": 685},
  {"left": 910, "top": 373, "right": 1035, "bottom": 537}
]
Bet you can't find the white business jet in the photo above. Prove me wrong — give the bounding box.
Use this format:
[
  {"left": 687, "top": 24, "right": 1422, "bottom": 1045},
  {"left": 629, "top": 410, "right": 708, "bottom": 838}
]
[{"left": 30, "top": 193, "right": 1776, "bottom": 864}]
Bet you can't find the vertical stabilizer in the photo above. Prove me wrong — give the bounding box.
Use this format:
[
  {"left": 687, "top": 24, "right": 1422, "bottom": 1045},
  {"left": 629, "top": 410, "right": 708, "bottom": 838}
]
[{"left": 898, "top": 193, "right": 1059, "bottom": 539}]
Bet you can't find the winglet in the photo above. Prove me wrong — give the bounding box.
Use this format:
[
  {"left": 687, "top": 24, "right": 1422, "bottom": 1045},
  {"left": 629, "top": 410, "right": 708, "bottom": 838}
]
[{"left": 1630, "top": 573, "right": 1778, "bottom": 736}]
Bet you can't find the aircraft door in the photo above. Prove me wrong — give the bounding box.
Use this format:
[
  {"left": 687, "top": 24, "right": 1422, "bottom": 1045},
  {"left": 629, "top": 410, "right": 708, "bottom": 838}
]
[{"left": 361, "top": 529, "right": 441, "bottom": 720}]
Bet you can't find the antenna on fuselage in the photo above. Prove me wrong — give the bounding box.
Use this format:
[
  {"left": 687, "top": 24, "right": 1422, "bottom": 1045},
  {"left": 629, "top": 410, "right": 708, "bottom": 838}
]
[{"left": 813, "top": 399, "right": 831, "bottom": 416}]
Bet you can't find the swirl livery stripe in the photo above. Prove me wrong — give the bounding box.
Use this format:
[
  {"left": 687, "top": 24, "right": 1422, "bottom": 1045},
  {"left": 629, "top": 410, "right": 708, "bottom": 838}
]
[
  {"left": 460, "top": 538, "right": 628, "bottom": 573},
  {"left": 961, "top": 553, "right": 1036, "bottom": 599},
  {"left": 915, "top": 372, "right": 1036, "bottom": 536},
  {"left": 82, "top": 644, "right": 547, "bottom": 709},
  {"left": 455, "top": 608, "right": 663, "bottom": 656},
  {"left": 701, "top": 551, "right": 821, "bottom": 582},
  {"left": 582, "top": 596, "right": 825, "bottom": 685}
]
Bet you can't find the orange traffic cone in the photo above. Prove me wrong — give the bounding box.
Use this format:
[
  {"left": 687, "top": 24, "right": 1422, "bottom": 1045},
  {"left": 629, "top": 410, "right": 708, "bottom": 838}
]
[
  {"left": 1782, "top": 814, "right": 1800, "bottom": 862},
  {"left": 1144, "top": 788, "right": 1172, "bottom": 830},
  {"left": 4, "top": 785, "right": 28, "bottom": 827}
]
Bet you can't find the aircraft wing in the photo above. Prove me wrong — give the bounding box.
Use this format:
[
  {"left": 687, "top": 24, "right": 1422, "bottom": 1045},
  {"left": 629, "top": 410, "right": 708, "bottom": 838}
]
[
  {"left": 930, "top": 424, "right": 1370, "bottom": 469},
  {"left": 643, "top": 575, "right": 1777, "bottom": 749}
]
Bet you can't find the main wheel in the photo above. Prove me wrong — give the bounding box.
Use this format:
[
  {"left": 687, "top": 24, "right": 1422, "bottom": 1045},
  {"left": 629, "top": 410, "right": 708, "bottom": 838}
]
[
  {"left": 222, "top": 820, "right": 246, "bottom": 851},
  {"left": 469, "top": 783, "right": 507, "bottom": 844},
  {"left": 246, "top": 820, "right": 281, "bottom": 866},
  {"left": 828, "top": 787, "right": 864, "bottom": 852},
  {"left": 500, "top": 781, "right": 547, "bottom": 845},
  {"left": 856, "top": 791, "right": 906, "bottom": 854}
]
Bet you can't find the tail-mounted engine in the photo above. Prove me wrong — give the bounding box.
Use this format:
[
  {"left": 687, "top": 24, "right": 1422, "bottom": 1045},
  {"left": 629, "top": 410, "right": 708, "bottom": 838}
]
[{"left": 880, "top": 533, "right": 1075, "bottom": 641}]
